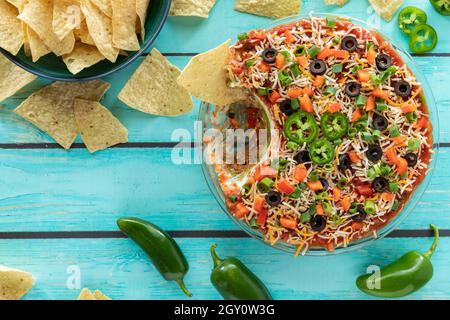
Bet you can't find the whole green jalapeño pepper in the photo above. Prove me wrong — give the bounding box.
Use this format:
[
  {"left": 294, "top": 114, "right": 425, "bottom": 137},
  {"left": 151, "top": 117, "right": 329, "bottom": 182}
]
[
  {"left": 284, "top": 111, "right": 319, "bottom": 144},
  {"left": 117, "top": 218, "right": 192, "bottom": 297},
  {"left": 356, "top": 224, "right": 439, "bottom": 298},
  {"left": 398, "top": 6, "right": 428, "bottom": 35},
  {"left": 309, "top": 139, "right": 335, "bottom": 165},
  {"left": 430, "top": 0, "right": 450, "bottom": 15},
  {"left": 210, "top": 244, "right": 273, "bottom": 300},
  {"left": 320, "top": 112, "right": 349, "bottom": 141}
]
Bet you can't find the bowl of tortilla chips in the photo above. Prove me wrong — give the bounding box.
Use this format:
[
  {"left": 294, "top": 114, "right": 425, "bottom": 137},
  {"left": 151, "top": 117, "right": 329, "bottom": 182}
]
[{"left": 0, "top": 0, "right": 171, "bottom": 81}]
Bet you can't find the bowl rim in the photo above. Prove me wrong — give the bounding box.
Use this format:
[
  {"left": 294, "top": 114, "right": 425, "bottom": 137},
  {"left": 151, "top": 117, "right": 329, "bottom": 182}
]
[
  {"left": 0, "top": 0, "right": 172, "bottom": 82},
  {"left": 199, "top": 12, "right": 441, "bottom": 256}
]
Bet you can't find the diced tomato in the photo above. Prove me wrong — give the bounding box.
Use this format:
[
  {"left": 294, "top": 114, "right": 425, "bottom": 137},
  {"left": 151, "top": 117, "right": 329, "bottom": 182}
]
[
  {"left": 357, "top": 69, "right": 370, "bottom": 83},
  {"left": 372, "top": 89, "right": 390, "bottom": 100},
  {"left": 391, "top": 136, "right": 407, "bottom": 144},
  {"left": 313, "top": 75, "right": 325, "bottom": 88},
  {"left": 280, "top": 218, "right": 297, "bottom": 230},
  {"left": 277, "top": 179, "right": 296, "bottom": 195},
  {"left": 254, "top": 196, "right": 265, "bottom": 212},
  {"left": 333, "top": 50, "right": 350, "bottom": 60},
  {"left": 275, "top": 54, "right": 285, "bottom": 69},
  {"left": 296, "top": 56, "right": 309, "bottom": 68},
  {"left": 293, "top": 164, "right": 308, "bottom": 182},
  {"left": 256, "top": 209, "right": 268, "bottom": 226},
  {"left": 351, "top": 221, "right": 364, "bottom": 231},
  {"left": 381, "top": 192, "right": 395, "bottom": 202},
  {"left": 307, "top": 180, "right": 323, "bottom": 191},
  {"left": 333, "top": 187, "right": 341, "bottom": 202},
  {"left": 356, "top": 183, "right": 373, "bottom": 197},
  {"left": 415, "top": 116, "right": 429, "bottom": 129},
  {"left": 253, "top": 166, "right": 278, "bottom": 181},
  {"left": 365, "top": 95, "right": 375, "bottom": 111},
  {"left": 386, "top": 148, "right": 399, "bottom": 165},
  {"left": 317, "top": 48, "right": 335, "bottom": 60},
  {"left": 269, "top": 90, "right": 281, "bottom": 103},
  {"left": 396, "top": 157, "right": 408, "bottom": 176},
  {"left": 303, "top": 86, "right": 314, "bottom": 97},
  {"left": 300, "top": 94, "right": 314, "bottom": 112},
  {"left": 401, "top": 104, "right": 416, "bottom": 114},
  {"left": 234, "top": 203, "right": 249, "bottom": 219},
  {"left": 341, "top": 197, "right": 351, "bottom": 212},
  {"left": 328, "top": 103, "right": 341, "bottom": 113},
  {"left": 259, "top": 62, "right": 271, "bottom": 72},
  {"left": 249, "top": 30, "right": 266, "bottom": 40},
  {"left": 247, "top": 116, "right": 257, "bottom": 129},
  {"left": 367, "top": 45, "right": 376, "bottom": 65},
  {"left": 316, "top": 203, "right": 324, "bottom": 216},
  {"left": 285, "top": 30, "right": 295, "bottom": 44},
  {"left": 287, "top": 87, "right": 303, "bottom": 98},
  {"left": 351, "top": 108, "right": 362, "bottom": 122},
  {"left": 348, "top": 151, "right": 360, "bottom": 163}
]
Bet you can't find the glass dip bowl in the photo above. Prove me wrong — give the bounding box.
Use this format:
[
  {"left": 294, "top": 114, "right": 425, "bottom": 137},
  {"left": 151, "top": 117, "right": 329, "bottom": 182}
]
[{"left": 199, "top": 13, "right": 440, "bottom": 256}]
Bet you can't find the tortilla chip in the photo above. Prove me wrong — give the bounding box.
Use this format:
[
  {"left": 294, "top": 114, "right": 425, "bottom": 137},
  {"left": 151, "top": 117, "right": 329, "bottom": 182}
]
[
  {"left": 27, "top": 26, "right": 51, "bottom": 62},
  {"left": 0, "top": 265, "right": 34, "bottom": 300},
  {"left": 63, "top": 42, "right": 105, "bottom": 74},
  {"left": 369, "top": 0, "right": 404, "bottom": 21},
  {"left": 74, "top": 99, "right": 128, "bottom": 153},
  {"left": 136, "top": 0, "right": 150, "bottom": 40},
  {"left": 119, "top": 48, "right": 194, "bottom": 116},
  {"left": 0, "top": 0, "right": 24, "bottom": 55},
  {"left": 14, "top": 80, "right": 110, "bottom": 149},
  {"left": 53, "top": 0, "right": 81, "bottom": 41},
  {"left": 90, "top": 0, "right": 112, "bottom": 17},
  {"left": 6, "top": 0, "right": 25, "bottom": 9},
  {"left": 177, "top": 40, "right": 246, "bottom": 106},
  {"left": 74, "top": 19, "right": 95, "bottom": 46},
  {"left": 77, "top": 288, "right": 95, "bottom": 300},
  {"left": 324, "top": 0, "right": 349, "bottom": 6},
  {"left": 93, "top": 290, "right": 112, "bottom": 300},
  {"left": 111, "top": 0, "right": 140, "bottom": 51},
  {"left": 18, "top": 0, "right": 75, "bottom": 56},
  {"left": 235, "top": 0, "right": 301, "bottom": 19},
  {"left": 0, "top": 54, "right": 37, "bottom": 102},
  {"left": 169, "top": 0, "right": 217, "bottom": 18},
  {"left": 80, "top": 0, "right": 119, "bottom": 62}
]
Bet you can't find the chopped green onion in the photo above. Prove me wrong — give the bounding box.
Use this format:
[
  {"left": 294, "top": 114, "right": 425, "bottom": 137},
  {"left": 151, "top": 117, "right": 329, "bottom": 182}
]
[
  {"left": 309, "top": 171, "right": 319, "bottom": 182},
  {"left": 298, "top": 182, "right": 307, "bottom": 191},
  {"left": 406, "top": 112, "right": 418, "bottom": 122},
  {"left": 348, "top": 127, "right": 358, "bottom": 138},
  {"left": 352, "top": 65, "right": 363, "bottom": 74},
  {"left": 278, "top": 71, "right": 292, "bottom": 86},
  {"left": 238, "top": 32, "right": 248, "bottom": 41},
  {"left": 337, "top": 178, "right": 348, "bottom": 189},
  {"left": 242, "top": 184, "right": 252, "bottom": 197},
  {"left": 300, "top": 211, "right": 312, "bottom": 223},
  {"left": 349, "top": 203, "right": 358, "bottom": 214},
  {"left": 287, "top": 141, "right": 299, "bottom": 151},
  {"left": 290, "top": 188, "right": 302, "bottom": 199},
  {"left": 294, "top": 45, "right": 306, "bottom": 56},
  {"left": 257, "top": 178, "right": 274, "bottom": 193},
  {"left": 331, "top": 214, "right": 342, "bottom": 225},
  {"left": 389, "top": 182, "right": 399, "bottom": 193},
  {"left": 257, "top": 87, "right": 272, "bottom": 96},
  {"left": 332, "top": 63, "right": 343, "bottom": 73},
  {"left": 245, "top": 60, "right": 254, "bottom": 68},
  {"left": 249, "top": 217, "right": 259, "bottom": 229},
  {"left": 291, "top": 98, "right": 300, "bottom": 110},
  {"left": 364, "top": 200, "right": 376, "bottom": 215},
  {"left": 278, "top": 159, "right": 289, "bottom": 170},
  {"left": 361, "top": 132, "right": 373, "bottom": 141},
  {"left": 323, "top": 85, "right": 338, "bottom": 96},
  {"left": 408, "top": 138, "right": 421, "bottom": 151},
  {"left": 326, "top": 16, "right": 337, "bottom": 28},
  {"left": 323, "top": 163, "right": 334, "bottom": 171},
  {"left": 291, "top": 63, "right": 301, "bottom": 77},
  {"left": 281, "top": 50, "right": 291, "bottom": 61},
  {"left": 355, "top": 95, "right": 367, "bottom": 107},
  {"left": 389, "top": 126, "right": 400, "bottom": 138},
  {"left": 368, "top": 167, "right": 377, "bottom": 179},
  {"left": 372, "top": 130, "right": 381, "bottom": 140},
  {"left": 315, "top": 192, "right": 328, "bottom": 200},
  {"left": 375, "top": 99, "right": 388, "bottom": 111},
  {"left": 391, "top": 200, "right": 400, "bottom": 211},
  {"left": 229, "top": 195, "right": 238, "bottom": 203},
  {"left": 308, "top": 46, "right": 320, "bottom": 58},
  {"left": 380, "top": 163, "right": 393, "bottom": 176},
  {"left": 332, "top": 36, "right": 340, "bottom": 45}
]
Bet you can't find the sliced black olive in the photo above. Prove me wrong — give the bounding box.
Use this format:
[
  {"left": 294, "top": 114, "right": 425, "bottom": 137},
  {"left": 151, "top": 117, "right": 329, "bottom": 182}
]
[
  {"left": 294, "top": 150, "right": 310, "bottom": 164},
  {"left": 366, "top": 144, "right": 382, "bottom": 162},
  {"left": 319, "top": 178, "right": 329, "bottom": 191},
  {"left": 404, "top": 153, "right": 418, "bottom": 167},
  {"left": 280, "top": 100, "right": 294, "bottom": 116},
  {"left": 341, "top": 35, "right": 358, "bottom": 52},
  {"left": 310, "top": 215, "right": 327, "bottom": 232},
  {"left": 345, "top": 81, "right": 361, "bottom": 97},
  {"left": 372, "top": 114, "right": 389, "bottom": 131},
  {"left": 262, "top": 48, "right": 277, "bottom": 64},
  {"left": 265, "top": 190, "right": 282, "bottom": 207},
  {"left": 338, "top": 154, "right": 351, "bottom": 171},
  {"left": 394, "top": 80, "right": 412, "bottom": 98},
  {"left": 372, "top": 177, "right": 389, "bottom": 192},
  {"left": 375, "top": 53, "right": 393, "bottom": 71},
  {"left": 352, "top": 205, "right": 367, "bottom": 222},
  {"left": 310, "top": 59, "right": 327, "bottom": 76}
]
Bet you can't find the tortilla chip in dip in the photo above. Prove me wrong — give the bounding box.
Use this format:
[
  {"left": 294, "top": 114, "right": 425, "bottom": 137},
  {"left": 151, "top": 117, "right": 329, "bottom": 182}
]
[
  {"left": 119, "top": 48, "right": 194, "bottom": 116},
  {"left": 63, "top": 42, "right": 105, "bottom": 75},
  {"left": 0, "top": 265, "right": 34, "bottom": 300},
  {"left": 80, "top": 0, "right": 119, "bottom": 62},
  {"left": 18, "top": 0, "right": 75, "bottom": 56},
  {"left": 0, "top": 0, "right": 24, "bottom": 55},
  {"left": 177, "top": 40, "right": 247, "bottom": 106},
  {"left": 0, "top": 54, "right": 37, "bottom": 102},
  {"left": 14, "top": 80, "right": 110, "bottom": 149},
  {"left": 74, "top": 99, "right": 128, "bottom": 153},
  {"left": 169, "top": 0, "right": 217, "bottom": 18},
  {"left": 111, "top": 0, "right": 140, "bottom": 51},
  {"left": 52, "top": 0, "right": 81, "bottom": 41},
  {"left": 234, "top": 0, "right": 301, "bottom": 19},
  {"left": 77, "top": 288, "right": 111, "bottom": 300}
]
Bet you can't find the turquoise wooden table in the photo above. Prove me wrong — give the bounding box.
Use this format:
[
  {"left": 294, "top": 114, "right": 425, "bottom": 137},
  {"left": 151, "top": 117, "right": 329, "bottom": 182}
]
[{"left": 0, "top": 0, "right": 449, "bottom": 300}]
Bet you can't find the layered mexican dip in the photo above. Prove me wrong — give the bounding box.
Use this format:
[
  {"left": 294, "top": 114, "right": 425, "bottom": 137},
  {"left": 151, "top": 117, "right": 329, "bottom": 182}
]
[{"left": 197, "top": 17, "right": 433, "bottom": 254}]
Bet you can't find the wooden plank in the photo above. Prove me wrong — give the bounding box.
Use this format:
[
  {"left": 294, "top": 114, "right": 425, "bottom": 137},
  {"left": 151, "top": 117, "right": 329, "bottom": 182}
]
[
  {"left": 0, "top": 237, "right": 446, "bottom": 300},
  {"left": 0, "top": 55, "right": 449, "bottom": 144},
  {"left": 0, "top": 147, "right": 447, "bottom": 232}
]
